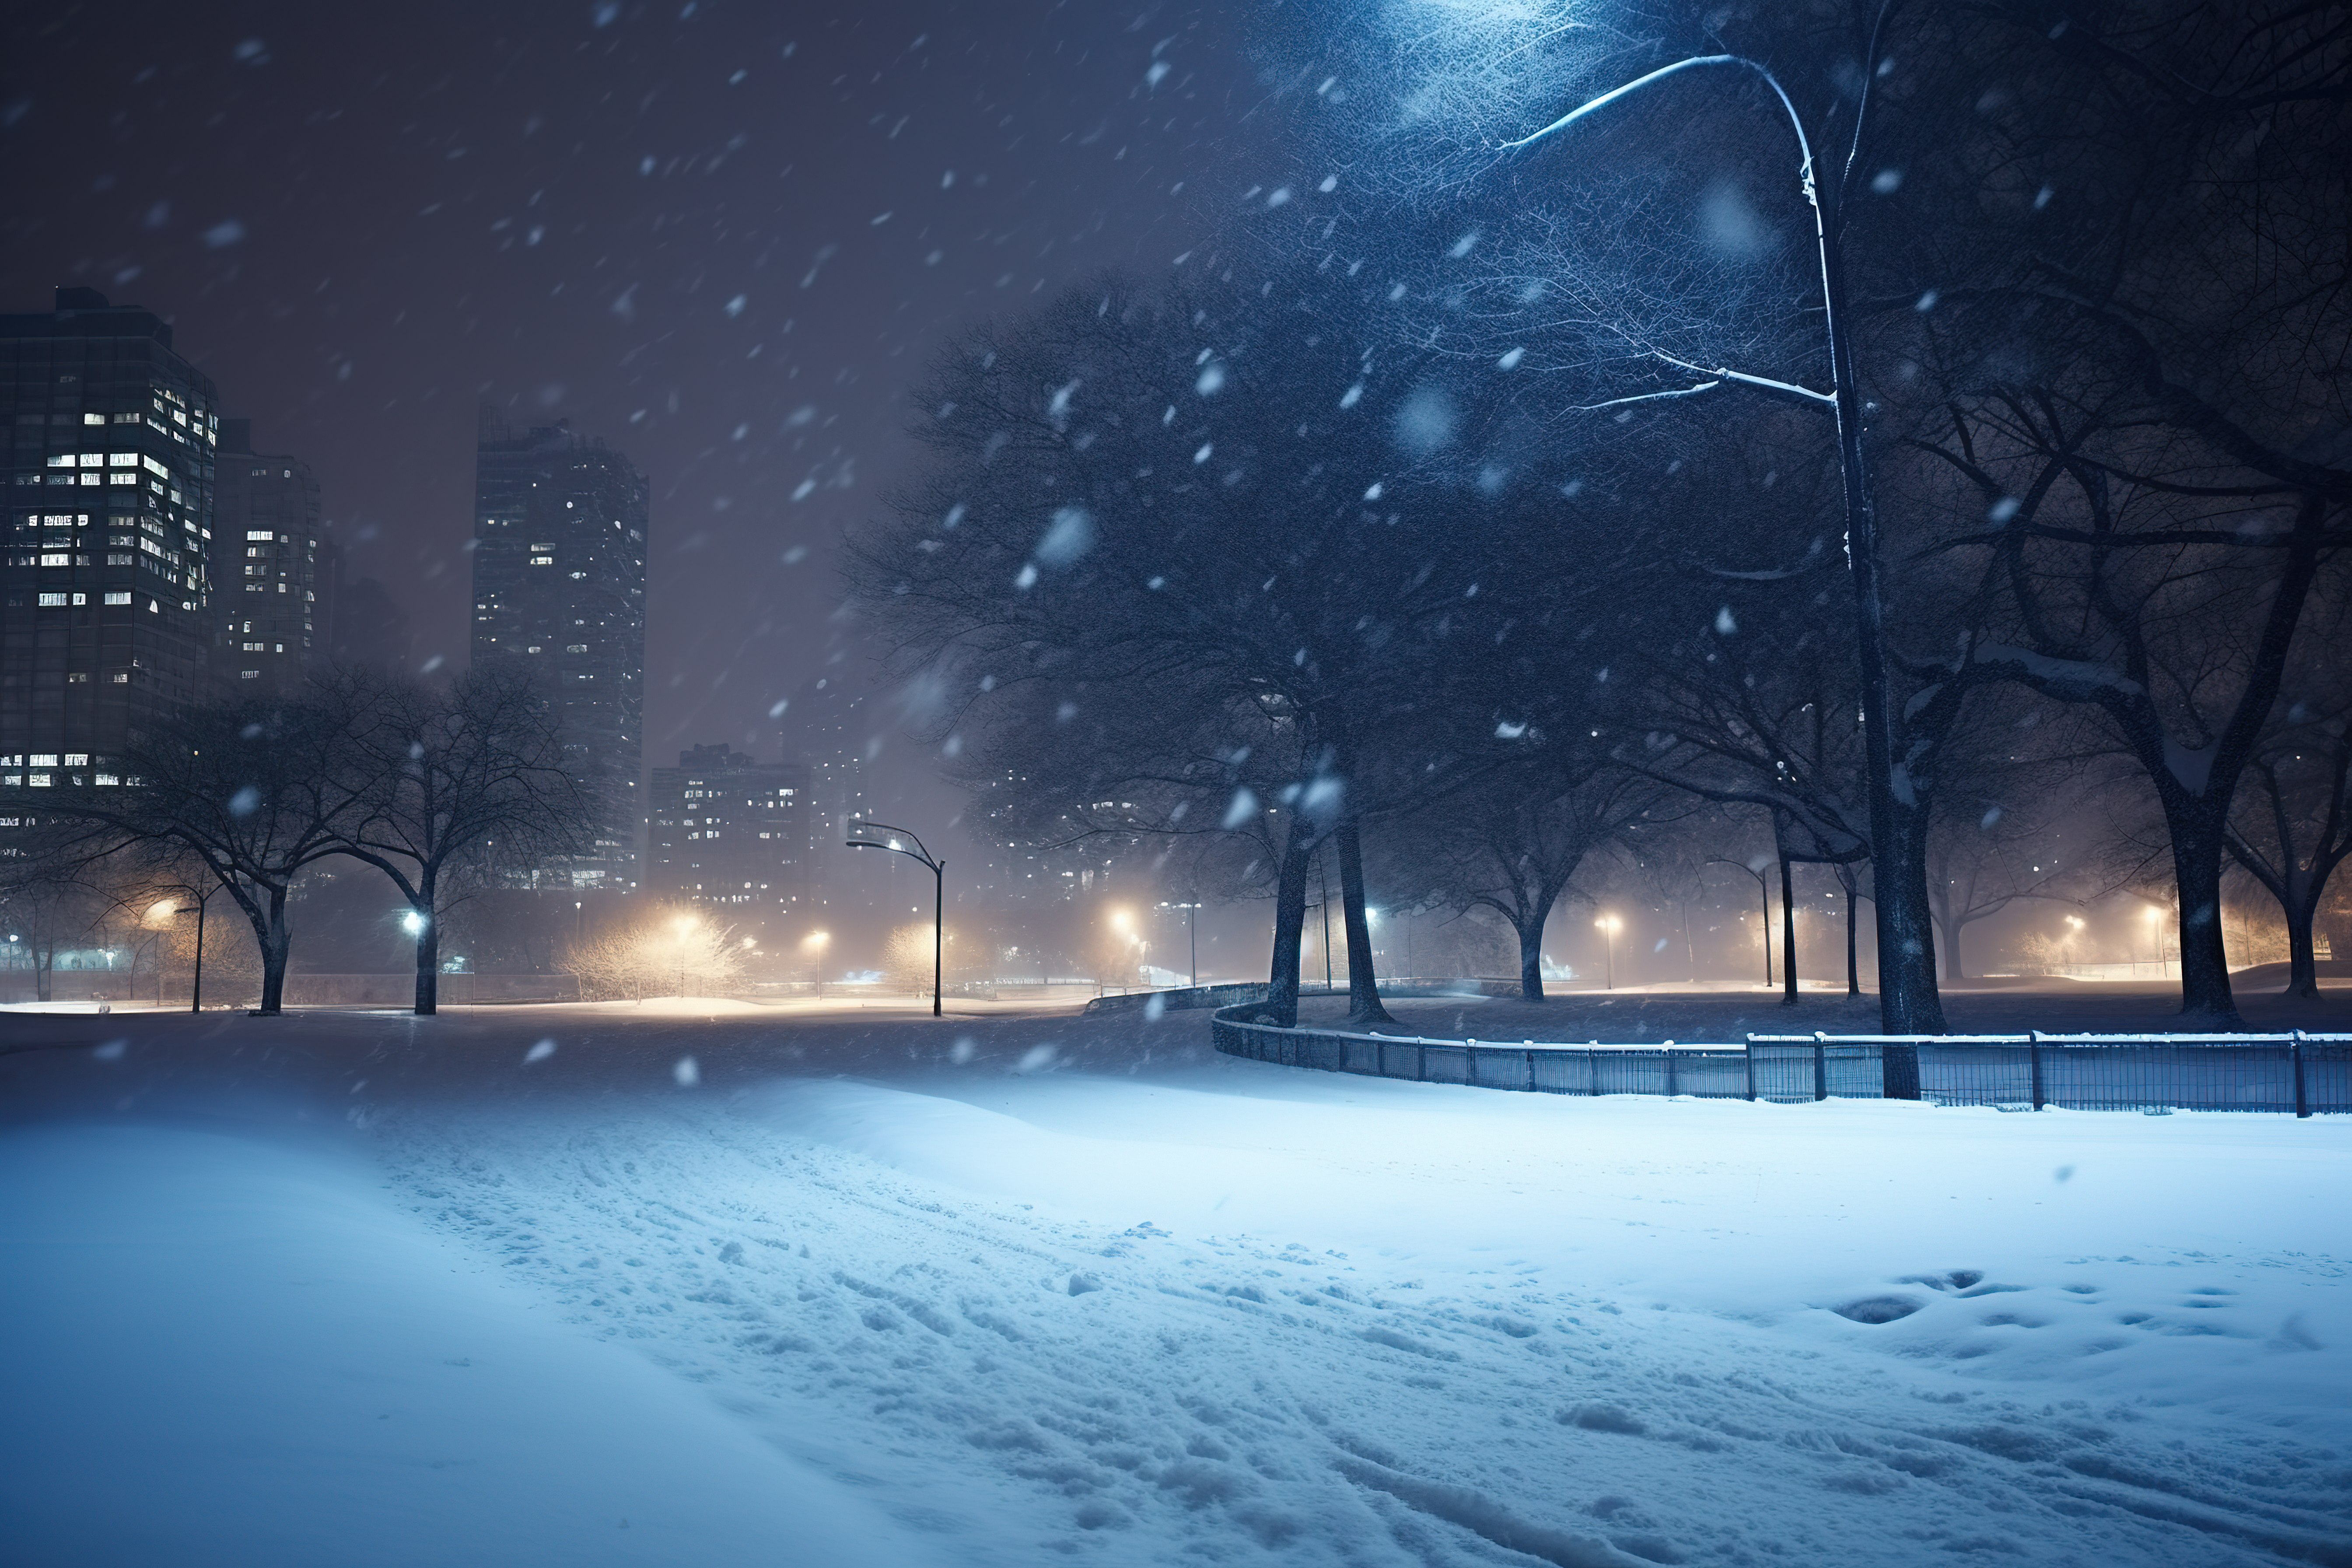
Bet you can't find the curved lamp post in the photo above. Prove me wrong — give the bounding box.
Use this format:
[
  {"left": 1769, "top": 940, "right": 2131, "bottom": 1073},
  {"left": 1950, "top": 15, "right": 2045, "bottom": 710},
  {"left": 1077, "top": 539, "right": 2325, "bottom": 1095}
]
[
  {"left": 848, "top": 820, "right": 945, "bottom": 1017},
  {"left": 1501, "top": 43, "right": 1936, "bottom": 1035}
]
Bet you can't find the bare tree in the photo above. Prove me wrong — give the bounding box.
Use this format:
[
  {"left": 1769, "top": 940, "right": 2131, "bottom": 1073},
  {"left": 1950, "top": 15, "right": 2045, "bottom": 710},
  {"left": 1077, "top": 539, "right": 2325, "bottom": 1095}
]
[
  {"left": 42, "top": 696, "right": 364, "bottom": 1015},
  {"left": 2225, "top": 586, "right": 2352, "bottom": 997},
  {"left": 325, "top": 665, "right": 588, "bottom": 1014}
]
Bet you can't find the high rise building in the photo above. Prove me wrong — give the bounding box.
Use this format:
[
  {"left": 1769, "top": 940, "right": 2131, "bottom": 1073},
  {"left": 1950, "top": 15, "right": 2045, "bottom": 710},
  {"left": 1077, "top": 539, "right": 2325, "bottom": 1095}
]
[
  {"left": 211, "top": 418, "right": 333, "bottom": 695},
  {"left": 469, "top": 410, "right": 647, "bottom": 889},
  {"left": 0, "top": 287, "right": 217, "bottom": 786},
  {"left": 644, "top": 743, "right": 810, "bottom": 922},
  {"left": 782, "top": 675, "right": 870, "bottom": 913}
]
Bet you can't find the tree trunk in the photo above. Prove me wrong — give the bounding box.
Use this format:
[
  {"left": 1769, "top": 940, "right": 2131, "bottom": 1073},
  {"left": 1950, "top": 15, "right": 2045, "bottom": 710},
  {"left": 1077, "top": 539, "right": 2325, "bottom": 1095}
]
[
  {"left": 1840, "top": 868, "right": 1860, "bottom": 997},
  {"left": 413, "top": 899, "right": 439, "bottom": 1015},
  {"left": 1868, "top": 800, "right": 1941, "bottom": 1096},
  {"left": 1260, "top": 823, "right": 1314, "bottom": 1029},
  {"left": 35, "top": 952, "right": 52, "bottom": 1004},
  {"left": 1334, "top": 817, "right": 1392, "bottom": 1025},
  {"left": 2167, "top": 806, "right": 2240, "bottom": 1024},
  {"left": 1938, "top": 916, "right": 1966, "bottom": 983},
  {"left": 256, "top": 888, "right": 292, "bottom": 1015},
  {"left": 1517, "top": 917, "right": 1544, "bottom": 1002},
  {"left": 2282, "top": 875, "right": 2322, "bottom": 1000},
  {"left": 1778, "top": 845, "right": 1798, "bottom": 1006},
  {"left": 1873, "top": 797, "right": 1948, "bottom": 1042}
]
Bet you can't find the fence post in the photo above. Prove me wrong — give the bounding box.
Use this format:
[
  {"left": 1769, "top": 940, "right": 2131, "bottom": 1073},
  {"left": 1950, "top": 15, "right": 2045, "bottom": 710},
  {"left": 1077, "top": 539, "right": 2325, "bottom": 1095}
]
[
  {"left": 1418, "top": 1042, "right": 1428, "bottom": 1082},
  {"left": 1666, "top": 1049, "right": 1679, "bottom": 1098},
  {"left": 1744, "top": 1039, "right": 1757, "bottom": 1102},
  {"left": 2294, "top": 1032, "right": 2310, "bottom": 1120},
  {"left": 1813, "top": 1033, "right": 1828, "bottom": 1102},
  {"left": 1524, "top": 1047, "right": 1535, "bottom": 1093},
  {"left": 2030, "top": 1032, "right": 2045, "bottom": 1112}
]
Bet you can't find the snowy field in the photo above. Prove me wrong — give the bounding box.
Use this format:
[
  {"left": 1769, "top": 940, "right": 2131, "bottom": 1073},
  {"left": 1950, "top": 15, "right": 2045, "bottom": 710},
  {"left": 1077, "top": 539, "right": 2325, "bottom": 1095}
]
[{"left": 4, "top": 1003, "right": 2351, "bottom": 1567}]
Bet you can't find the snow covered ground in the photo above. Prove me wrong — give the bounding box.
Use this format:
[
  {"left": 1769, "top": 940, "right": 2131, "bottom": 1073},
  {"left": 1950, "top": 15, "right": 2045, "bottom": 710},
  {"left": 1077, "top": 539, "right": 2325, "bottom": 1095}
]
[{"left": 4, "top": 1004, "right": 2350, "bottom": 1566}]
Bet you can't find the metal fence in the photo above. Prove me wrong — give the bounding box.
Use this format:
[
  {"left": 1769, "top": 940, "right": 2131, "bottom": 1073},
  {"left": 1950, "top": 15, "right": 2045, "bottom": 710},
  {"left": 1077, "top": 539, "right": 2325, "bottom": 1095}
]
[{"left": 1209, "top": 1007, "right": 2352, "bottom": 1117}]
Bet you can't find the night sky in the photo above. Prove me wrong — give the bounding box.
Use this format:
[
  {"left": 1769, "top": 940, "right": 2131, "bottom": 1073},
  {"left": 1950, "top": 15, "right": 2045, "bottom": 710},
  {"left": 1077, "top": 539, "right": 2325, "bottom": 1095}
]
[{"left": 2, "top": 0, "right": 1289, "bottom": 834}]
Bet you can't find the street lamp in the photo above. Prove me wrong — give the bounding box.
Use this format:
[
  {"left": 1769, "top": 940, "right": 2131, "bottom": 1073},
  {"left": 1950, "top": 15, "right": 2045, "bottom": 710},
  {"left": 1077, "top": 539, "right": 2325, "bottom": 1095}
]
[
  {"left": 2144, "top": 906, "right": 2165, "bottom": 970},
  {"left": 1500, "top": 47, "right": 1929, "bottom": 1032},
  {"left": 847, "top": 821, "right": 945, "bottom": 1017},
  {"left": 1594, "top": 914, "right": 1623, "bottom": 990},
  {"left": 170, "top": 875, "right": 224, "bottom": 1014},
  {"left": 1158, "top": 901, "right": 1203, "bottom": 987}
]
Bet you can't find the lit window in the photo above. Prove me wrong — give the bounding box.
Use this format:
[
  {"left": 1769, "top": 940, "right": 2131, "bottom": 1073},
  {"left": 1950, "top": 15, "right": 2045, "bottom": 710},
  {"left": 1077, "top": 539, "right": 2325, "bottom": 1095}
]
[
  {"left": 39, "top": 553, "right": 71, "bottom": 567},
  {"left": 94, "top": 773, "right": 119, "bottom": 785},
  {"left": 108, "top": 452, "right": 136, "bottom": 468},
  {"left": 66, "top": 672, "right": 90, "bottom": 683},
  {"left": 63, "top": 754, "right": 87, "bottom": 766},
  {"left": 45, "top": 454, "right": 73, "bottom": 469},
  {"left": 247, "top": 531, "right": 273, "bottom": 542},
  {"left": 243, "top": 641, "right": 266, "bottom": 651},
  {"left": 530, "top": 555, "right": 554, "bottom": 566},
  {"left": 240, "top": 669, "right": 261, "bottom": 679},
  {"left": 103, "top": 591, "right": 130, "bottom": 605},
  {"left": 566, "top": 643, "right": 588, "bottom": 653},
  {"left": 77, "top": 453, "right": 102, "bottom": 467},
  {"left": 109, "top": 673, "right": 129, "bottom": 684},
  {"left": 36, "top": 592, "right": 68, "bottom": 606},
  {"left": 27, "top": 773, "right": 50, "bottom": 788},
  {"left": 83, "top": 413, "right": 106, "bottom": 425},
  {"left": 30, "top": 754, "right": 58, "bottom": 766}
]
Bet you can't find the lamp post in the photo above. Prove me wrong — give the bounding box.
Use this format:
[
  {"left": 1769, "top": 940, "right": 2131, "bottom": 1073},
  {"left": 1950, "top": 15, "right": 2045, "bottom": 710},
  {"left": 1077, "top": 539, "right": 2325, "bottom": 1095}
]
[
  {"left": 1498, "top": 48, "right": 1933, "bottom": 1034},
  {"left": 1158, "top": 901, "right": 1203, "bottom": 987},
  {"left": 174, "top": 875, "right": 223, "bottom": 1014},
  {"left": 848, "top": 821, "right": 945, "bottom": 1017},
  {"left": 1594, "top": 914, "right": 1622, "bottom": 990}
]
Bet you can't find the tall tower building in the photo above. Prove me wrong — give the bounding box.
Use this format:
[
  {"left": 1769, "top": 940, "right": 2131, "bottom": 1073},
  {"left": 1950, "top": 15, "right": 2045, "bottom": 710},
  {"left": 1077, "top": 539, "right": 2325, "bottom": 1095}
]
[
  {"left": 783, "top": 675, "right": 870, "bottom": 913},
  {"left": 212, "top": 418, "right": 331, "bottom": 695},
  {"left": 0, "top": 287, "right": 217, "bottom": 784},
  {"left": 470, "top": 410, "right": 647, "bottom": 889}
]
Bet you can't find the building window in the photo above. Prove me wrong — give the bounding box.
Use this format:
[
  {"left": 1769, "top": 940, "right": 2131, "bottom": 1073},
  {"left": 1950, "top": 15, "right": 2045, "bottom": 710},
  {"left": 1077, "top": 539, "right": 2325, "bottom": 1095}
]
[
  {"left": 247, "top": 531, "right": 273, "bottom": 542},
  {"left": 110, "top": 672, "right": 130, "bottom": 684},
  {"left": 240, "top": 669, "right": 261, "bottom": 679},
  {"left": 103, "top": 591, "right": 130, "bottom": 605},
  {"left": 66, "top": 672, "right": 90, "bottom": 683}
]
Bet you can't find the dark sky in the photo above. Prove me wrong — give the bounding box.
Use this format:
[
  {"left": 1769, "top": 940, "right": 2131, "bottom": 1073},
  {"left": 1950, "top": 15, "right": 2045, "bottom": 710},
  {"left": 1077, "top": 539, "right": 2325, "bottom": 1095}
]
[{"left": 2, "top": 0, "right": 1288, "bottom": 834}]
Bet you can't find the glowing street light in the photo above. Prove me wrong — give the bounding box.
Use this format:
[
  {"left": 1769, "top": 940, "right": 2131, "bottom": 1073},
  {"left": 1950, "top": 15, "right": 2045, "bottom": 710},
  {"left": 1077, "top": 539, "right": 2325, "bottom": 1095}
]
[
  {"left": 401, "top": 910, "right": 427, "bottom": 936},
  {"left": 1594, "top": 914, "right": 1623, "bottom": 991},
  {"left": 847, "top": 820, "right": 946, "bottom": 1017}
]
